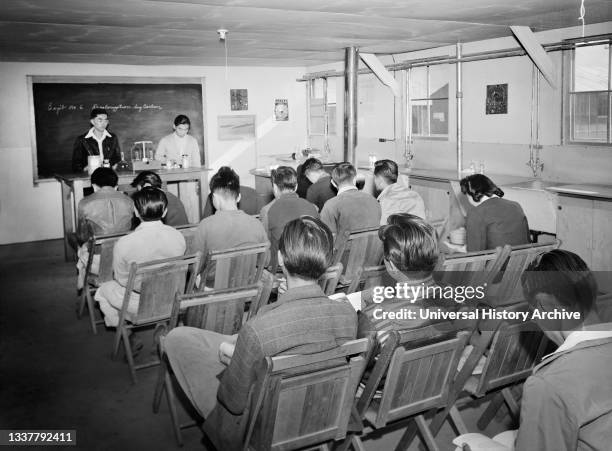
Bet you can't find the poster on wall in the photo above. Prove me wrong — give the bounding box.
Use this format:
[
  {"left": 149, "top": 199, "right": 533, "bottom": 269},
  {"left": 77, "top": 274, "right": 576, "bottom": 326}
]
[
  {"left": 217, "top": 114, "right": 256, "bottom": 140},
  {"left": 274, "top": 99, "right": 289, "bottom": 121},
  {"left": 230, "top": 89, "right": 248, "bottom": 111},
  {"left": 485, "top": 83, "right": 508, "bottom": 114}
]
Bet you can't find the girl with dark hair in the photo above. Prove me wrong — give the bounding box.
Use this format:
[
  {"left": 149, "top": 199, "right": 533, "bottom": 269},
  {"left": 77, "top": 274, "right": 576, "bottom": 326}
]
[
  {"left": 460, "top": 174, "right": 530, "bottom": 252},
  {"left": 155, "top": 114, "right": 201, "bottom": 167}
]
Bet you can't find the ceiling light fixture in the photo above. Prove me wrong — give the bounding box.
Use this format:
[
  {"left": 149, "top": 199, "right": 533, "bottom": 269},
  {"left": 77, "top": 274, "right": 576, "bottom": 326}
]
[{"left": 217, "top": 29, "right": 230, "bottom": 80}]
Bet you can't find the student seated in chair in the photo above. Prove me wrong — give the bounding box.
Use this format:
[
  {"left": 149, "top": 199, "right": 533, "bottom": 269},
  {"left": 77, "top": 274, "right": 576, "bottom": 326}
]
[
  {"left": 74, "top": 167, "right": 134, "bottom": 290},
  {"left": 259, "top": 166, "right": 318, "bottom": 271},
  {"left": 374, "top": 159, "right": 425, "bottom": 224},
  {"left": 94, "top": 187, "right": 186, "bottom": 329},
  {"left": 130, "top": 170, "right": 188, "bottom": 227},
  {"left": 514, "top": 249, "right": 612, "bottom": 451},
  {"left": 302, "top": 157, "right": 336, "bottom": 211},
  {"left": 320, "top": 162, "right": 381, "bottom": 237},
  {"left": 194, "top": 166, "right": 268, "bottom": 284},
  {"left": 460, "top": 174, "right": 530, "bottom": 252},
  {"left": 164, "top": 216, "right": 357, "bottom": 451},
  {"left": 358, "top": 213, "right": 462, "bottom": 344}
]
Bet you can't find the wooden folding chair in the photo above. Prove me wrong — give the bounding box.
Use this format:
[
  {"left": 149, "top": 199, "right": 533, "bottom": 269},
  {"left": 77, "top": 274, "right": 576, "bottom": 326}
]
[
  {"left": 433, "top": 245, "right": 511, "bottom": 292},
  {"left": 318, "top": 263, "right": 344, "bottom": 295},
  {"left": 239, "top": 337, "right": 372, "bottom": 451},
  {"left": 347, "top": 265, "right": 387, "bottom": 294},
  {"left": 78, "top": 231, "right": 128, "bottom": 334},
  {"left": 333, "top": 226, "right": 384, "bottom": 290},
  {"left": 111, "top": 252, "right": 201, "bottom": 384},
  {"left": 175, "top": 223, "right": 199, "bottom": 254},
  {"left": 488, "top": 239, "right": 561, "bottom": 306},
  {"left": 200, "top": 242, "right": 270, "bottom": 290},
  {"left": 152, "top": 285, "right": 270, "bottom": 446},
  {"left": 464, "top": 320, "right": 551, "bottom": 429},
  {"left": 341, "top": 329, "right": 470, "bottom": 451}
]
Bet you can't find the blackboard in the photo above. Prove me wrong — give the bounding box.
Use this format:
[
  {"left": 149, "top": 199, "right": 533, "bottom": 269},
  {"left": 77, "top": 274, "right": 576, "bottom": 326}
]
[{"left": 29, "top": 76, "right": 205, "bottom": 179}]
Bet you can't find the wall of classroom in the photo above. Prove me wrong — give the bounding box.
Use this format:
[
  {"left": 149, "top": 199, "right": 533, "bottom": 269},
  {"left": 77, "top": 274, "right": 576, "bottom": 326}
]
[
  {"left": 0, "top": 63, "right": 307, "bottom": 244},
  {"left": 307, "top": 21, "right": 612, "bottom": 182}
]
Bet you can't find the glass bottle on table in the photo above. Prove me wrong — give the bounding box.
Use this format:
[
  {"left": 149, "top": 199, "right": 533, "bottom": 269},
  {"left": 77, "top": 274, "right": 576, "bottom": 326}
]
[{"left": 116, "top": 152, "right": 130, "bottom": 172}]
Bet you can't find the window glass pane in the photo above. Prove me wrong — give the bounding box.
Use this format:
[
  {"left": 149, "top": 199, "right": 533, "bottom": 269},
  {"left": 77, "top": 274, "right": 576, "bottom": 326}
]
[
  {"left": 429, "top": 65, "right": 449, "bottom": 99},
  {"left": 310, "top": 98, "right": 325, "bottom": 135},
  {"left": 574, "top": 44, "right": 609, "bottom": 92},
  {"left": 571, "top": 92, "right": 608, "bottom": 141},
  {"left": 410, "top": 67, "right": 428, "bottom": 99},
  {"left": 312, "top": 79, "right": 325, "bottom": 99},
  {"left": 412, "top": 100, "right": 430, "bottom": 135},
  {"left": 327, "top": 79, "right": 336, "bottom": 104},
  {"left": 430, "top": 99, "right": 448, "bottom": 135}
]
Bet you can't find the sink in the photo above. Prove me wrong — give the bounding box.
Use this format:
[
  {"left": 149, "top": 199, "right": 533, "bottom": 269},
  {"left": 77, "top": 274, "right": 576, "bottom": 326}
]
[{"left": 509, "top": 180, "right": 556, "bottom": 190}]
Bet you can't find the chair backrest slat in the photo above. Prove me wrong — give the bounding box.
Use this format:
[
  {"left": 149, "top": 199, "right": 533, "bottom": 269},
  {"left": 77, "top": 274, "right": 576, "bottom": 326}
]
[
  {"left": 121, "top": 253, "right": 200, "bottom": 326},
  {"left": 245, "top": 338, "right": 371, "bottom": 451},
  {"left": 333, "top": 227, "right": 383, "bottom": 286},
  {"left": 201, "top": 242, "right": 270, "bottom": 291},
  {"left": 475, "top": 320, "right": 549, "bottom": 395},
  {"left": 318, "top": 263, "right": 343, "bottom": 295}
]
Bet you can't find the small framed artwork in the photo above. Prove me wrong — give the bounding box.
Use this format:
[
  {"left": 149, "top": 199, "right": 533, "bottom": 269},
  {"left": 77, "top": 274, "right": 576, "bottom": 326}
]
[
  {"left": 230, "top": 89, "right": 248, "bottom": 111},
  {"left": 486, "top": 84, "right": 508, "bottom": 114},
  {"left": 217, "top": 114, "right": 256, "bottom": 140},
  {"left": 274, "top": 99, "right": 289, "bottom": 121}
]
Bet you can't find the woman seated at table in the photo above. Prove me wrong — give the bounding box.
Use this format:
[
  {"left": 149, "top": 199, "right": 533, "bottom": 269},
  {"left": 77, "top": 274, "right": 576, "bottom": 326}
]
[{"left": 460, "top": 174, "right": 530, "bottom": 252}]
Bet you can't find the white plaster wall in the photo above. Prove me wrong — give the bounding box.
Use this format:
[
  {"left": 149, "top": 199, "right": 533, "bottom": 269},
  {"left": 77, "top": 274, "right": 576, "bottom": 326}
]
[
  {"left": 0, "top": 63, "right": 306, "bottom": 244},
  {"left": 306, "top": 22, "right": 612, "bottom": 182}
]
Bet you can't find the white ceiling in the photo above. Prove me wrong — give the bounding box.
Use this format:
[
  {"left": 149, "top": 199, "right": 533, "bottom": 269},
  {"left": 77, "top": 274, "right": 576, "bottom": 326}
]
[{"left": 1, "top": 0, "right": 611, "bottom": 66}]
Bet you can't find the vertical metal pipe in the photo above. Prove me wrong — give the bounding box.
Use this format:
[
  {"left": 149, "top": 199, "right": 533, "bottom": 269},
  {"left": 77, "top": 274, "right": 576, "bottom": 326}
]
[
  {"left": 305, "top": 80, "right": 312, "bottom": 150},
  {"left": 344, "top": 46, "right": 358, "bottom": 163},
  {"left": 456, "top": 43, "right": 463, "bottom": 180}
]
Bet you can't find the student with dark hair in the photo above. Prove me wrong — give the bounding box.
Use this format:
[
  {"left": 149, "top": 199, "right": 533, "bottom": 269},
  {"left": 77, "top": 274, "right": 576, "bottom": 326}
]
[
  {"left": 74, "top": 167, "right": 134, "bottom": 289},
  {"left": 302, "top": 157, "right": 336, "bottom": 210},
  {"left": 320, "top": 162, "right": 381, "bottom": 236},
  {"left": 164, "top": 216, "right": 357, "bottom": 451},
  {"left": 194, "top": 166, "right": 268, "bottom": 282},
  {"left": 72, "top": 108, "right": 121, "bottom": 172},
  {"left": 259, "top": 166, "right": 318, "bottom": 270},
  {"left": 94, "top": 187, "right": 186, "bottom": 332},
  {"left": 460, "top": 174, "right": 530, "bottom": 252},
  {"left": 131, "top": 170, "right": 188, "bottom": 227},
  {"left": 156, "top": 114, "right": 201, "bottom": 167},
  {"left": 374, "top": 159, "right": 425, "bottom": 224},
  {"left": 358, "top": 213, "right": 458, "bottom": 342},
  {"left": 512, "top": 250, "right": 611, "bottom": 451}
]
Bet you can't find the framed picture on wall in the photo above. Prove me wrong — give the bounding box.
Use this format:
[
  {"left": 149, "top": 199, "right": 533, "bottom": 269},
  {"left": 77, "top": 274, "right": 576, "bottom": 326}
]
[
  {"left": 230, "top": 89, "right": 248, "bottom": 111},
  {"left": 217, "top": 114, "right": 256, "bottom": 140},
  {"left": 486, "top": 83, "right": 508, "bottom": 114},
  {"left": 274, "top": 99, "right": 289, "bottom": 121}
]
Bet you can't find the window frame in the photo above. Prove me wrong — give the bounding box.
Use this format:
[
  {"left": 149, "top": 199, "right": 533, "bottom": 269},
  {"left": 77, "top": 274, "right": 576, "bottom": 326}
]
[
  {"left": 563, "top": 40, "right": 612, "bottom": 146},
  {"left": 407, "top": 65, "right": 449, "bottom": 141}
]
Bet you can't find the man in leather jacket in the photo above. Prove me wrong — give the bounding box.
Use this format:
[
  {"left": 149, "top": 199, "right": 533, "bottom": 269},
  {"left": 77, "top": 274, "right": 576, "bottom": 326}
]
[{"left": 72, "top": 108, "right": 121, "bottom": 172}]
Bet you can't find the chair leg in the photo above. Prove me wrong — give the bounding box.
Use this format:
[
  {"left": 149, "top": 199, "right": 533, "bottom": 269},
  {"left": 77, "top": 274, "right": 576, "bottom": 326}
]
[
  {"left": 153, "top": 359, "right": 168, "bottom": 413},
  {"left": 121, "top": 328, "right": 137, "bottom": 384},
  {"left": 85, "top": 288, "right": 98, "bottom": 334},
  {"left": 501, "top": 387, "right": 520, "bottom": 422},
  {"left": 112, "top": 324, "right": 123, "bottom": 360},
  {"left": 448, "top": 405, "right": 469, "bottom": 435},
  {"left": 414, "top": 415, "right": 440, "bottom": 451},
  {"left": 78, "top": 287, "right": 87, "bottom": 319},
  {"left": 165, "top": 371, "right": 183, "bottom": 446},
  {"left": 394, "top": 421, "right": 419, "bottom": 451},
  {"left": 350, "top": 436, "right": 367, "bottom": 451},
  {"left": 477, "top": 392, "right": 505, "bottom": 430}
]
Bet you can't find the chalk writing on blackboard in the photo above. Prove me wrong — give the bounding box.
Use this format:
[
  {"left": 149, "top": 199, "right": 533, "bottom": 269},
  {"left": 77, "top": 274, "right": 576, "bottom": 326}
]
[{"left": 45, "top": 102, "right": 163, "bottom": 115}]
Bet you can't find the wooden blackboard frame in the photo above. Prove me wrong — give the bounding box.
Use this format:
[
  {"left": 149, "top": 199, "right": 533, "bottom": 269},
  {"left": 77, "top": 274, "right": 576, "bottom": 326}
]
[{"left": 27, "top": 75, "right": 208, "bottom": 183}]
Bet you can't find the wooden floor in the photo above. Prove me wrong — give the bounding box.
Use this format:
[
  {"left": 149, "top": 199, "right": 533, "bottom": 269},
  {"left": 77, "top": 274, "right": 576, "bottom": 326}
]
[{"left": 0, "top": 239, "right": 513, "bottom": 450}]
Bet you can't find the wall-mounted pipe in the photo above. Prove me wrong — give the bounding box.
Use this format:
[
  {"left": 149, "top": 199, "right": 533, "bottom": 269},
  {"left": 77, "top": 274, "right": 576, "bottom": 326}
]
[
  {"left": 297, "top": 34, "right": 612, "bottom": 81},
  {"left": 344, "top": 47, "right": 358, "bottom": 163},
  {"left": 456, "top": 43, "right": 463, "bottom": 180}
]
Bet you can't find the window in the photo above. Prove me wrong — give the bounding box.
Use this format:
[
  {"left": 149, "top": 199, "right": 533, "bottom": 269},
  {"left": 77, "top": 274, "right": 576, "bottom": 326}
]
[
  {"left": 568, "top": 42, "right": 611, "bottom": 143},
  {"left": 307, "top": 78, "right": 336, "bottom": 137},
  {"left": 408, "top": 65, "right": 449, "bottom": 138}
]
